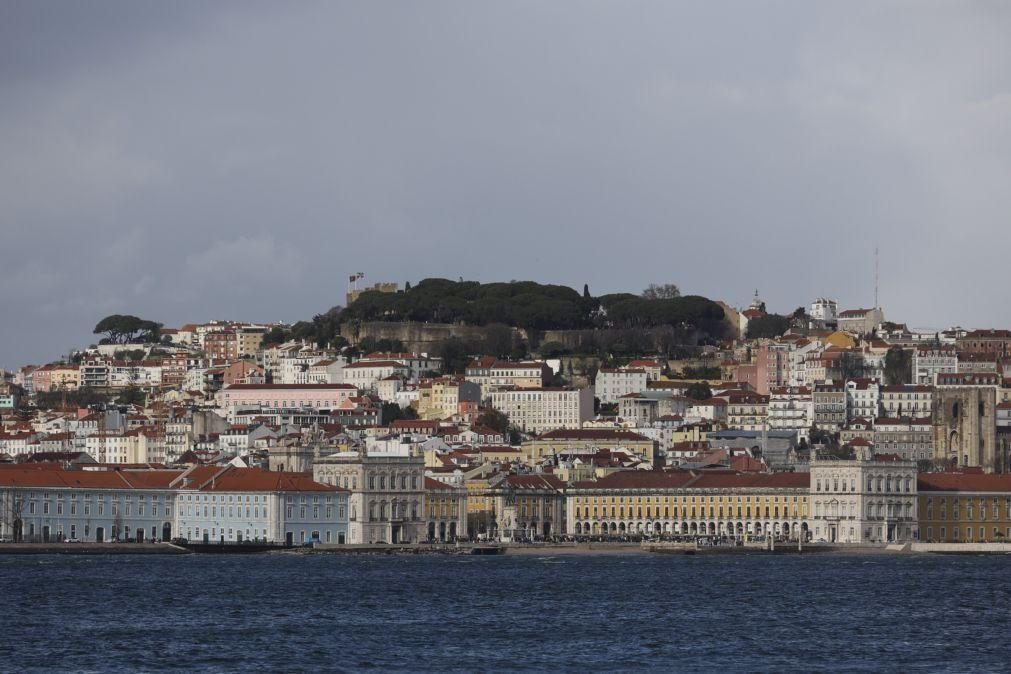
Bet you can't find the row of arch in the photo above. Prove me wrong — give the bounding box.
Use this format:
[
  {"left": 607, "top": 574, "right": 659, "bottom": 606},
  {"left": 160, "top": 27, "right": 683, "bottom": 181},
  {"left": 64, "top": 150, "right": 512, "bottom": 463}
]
[
  {"left": 573, "top": 520, "right": 809, "bottom": 537},
  {"left": 427, "top": 521, "right": 459, "bottom": 541}
]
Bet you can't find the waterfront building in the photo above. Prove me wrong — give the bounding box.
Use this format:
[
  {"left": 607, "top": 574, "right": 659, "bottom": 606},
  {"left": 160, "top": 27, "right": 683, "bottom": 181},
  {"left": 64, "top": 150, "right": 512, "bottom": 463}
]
[
  {"left": 0, "top": 465, "right": 348, "bottom": 545},
  {"left": 175, "top": 466, "right": 348, "bottom": 545},
  {"left": 809, "top": 447, "right": 918, "bottom": 544},
  {"left": 0, "top": 467, "right": 179, "bottom": 543},
  {"left": 423, "top": 477, "right": 467, "bottom": 541},
  {"left": 489, "top": 473, "right": 566, "bottom": 541},
  {"left": 565, "top": 470, "right": 810, "bottom": 539},
  {"left": 312, "top": 447, "right": 426, "bottom": 544},
  {"left": 918, "top": 471, "right": 1011, "bottom": 543}
]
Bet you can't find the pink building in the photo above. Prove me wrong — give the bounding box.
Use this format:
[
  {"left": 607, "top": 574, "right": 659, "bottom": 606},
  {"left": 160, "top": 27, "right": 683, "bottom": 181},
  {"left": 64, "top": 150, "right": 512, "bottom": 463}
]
[{"left": 217, "top": 384, "right": 358, "bottom": 412}]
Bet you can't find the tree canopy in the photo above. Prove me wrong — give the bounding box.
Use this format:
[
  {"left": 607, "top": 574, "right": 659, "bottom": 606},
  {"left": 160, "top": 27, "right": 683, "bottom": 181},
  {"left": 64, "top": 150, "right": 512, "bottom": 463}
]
[
  {"left": 340, "top": 278, "right": 725, "bottom": 335},
  {"left": 93, "top": 315, "right": 162, "bottom": 344},
  {"left": 746, "top": 314, "right": 791, "bottom": 339},
  {"left": 641, "top": 283, "right": 681, "bottom": 300},
  {"left": 685, "top": 382, "right": 713, "bottom": 401},
  {"left": 884, "top": 346, "right": 913, "bottom": 386}
]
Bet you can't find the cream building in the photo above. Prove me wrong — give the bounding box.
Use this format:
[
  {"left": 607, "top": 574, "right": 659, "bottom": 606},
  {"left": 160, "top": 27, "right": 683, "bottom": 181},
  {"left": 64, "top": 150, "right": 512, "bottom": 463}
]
[
  {"left": 465, "top": 359, "right": 551, "bottom": 397},
  {"left": 566, "top": 470, "right": 810, "bottom": 539},
  {"left": 809, "top": 447, "right": 918, "bottom": 543},
  {"left": 595, "top": 368, "right": 649, "bottom": 404},
  {"left": 313, "top": 447, "right": 426, "bottom": 544},
  {"left": 488, "top": 386, "right": 594, "bottom": 435},
  {"left": 342, "top": 361, "right": 411, "bottom": 393}
]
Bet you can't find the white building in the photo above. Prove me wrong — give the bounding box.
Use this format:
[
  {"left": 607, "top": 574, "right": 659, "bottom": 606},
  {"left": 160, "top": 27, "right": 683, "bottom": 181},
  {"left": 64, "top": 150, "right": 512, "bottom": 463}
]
[
  {"left": 312, "top": 447, "right": 427, "bottom": 545},
  {"left": 358, "top": 352, "right": 442, "bottom": 382},
  {"left": 846, "top": 379, "right": 880, "bottom": 421},
  {"left": 809, "top": 447, "right": 918, "bottom": 543},
  {"left": 488, "top": 386, "right": 594, "bottom": 435},
  {"left": 175, "top": 466, "right": 349, "bottom": 545},
  {"left": 809, "top": 298, "right": 838, "bottom": 325},
  {"left": 342, "top": 361, "right": 411, "bottom": 393},
  {"left": 768, "top": 387, "right": 813, "bottom": 441},
  {"left": 837, "top": 308, "right": 885, "bottom": 336},
  {"left": 913, "top": 346, "right": 958, "bottom": 385},
  {"left": 595, "top": 368, "right": 649, "bottom": 404}
]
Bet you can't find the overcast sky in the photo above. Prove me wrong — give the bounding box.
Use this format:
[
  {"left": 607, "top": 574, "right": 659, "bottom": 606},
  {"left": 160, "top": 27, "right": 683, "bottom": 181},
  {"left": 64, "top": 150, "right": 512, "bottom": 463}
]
[{"left": 2, "top": 1, "right": 1010, "bottom": 368}]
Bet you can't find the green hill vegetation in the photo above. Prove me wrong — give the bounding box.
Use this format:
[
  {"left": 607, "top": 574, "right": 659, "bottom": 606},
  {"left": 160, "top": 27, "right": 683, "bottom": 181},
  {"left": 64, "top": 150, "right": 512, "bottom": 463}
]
[{"left": 341, "top": 278, "right": 726, "bottom": 333}]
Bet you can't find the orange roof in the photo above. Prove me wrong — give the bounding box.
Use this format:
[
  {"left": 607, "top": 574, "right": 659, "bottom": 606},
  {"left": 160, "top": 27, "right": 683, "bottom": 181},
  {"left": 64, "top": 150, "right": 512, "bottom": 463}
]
[{"left": 919, "top": 472, "right": 1011, "bottom": 492}]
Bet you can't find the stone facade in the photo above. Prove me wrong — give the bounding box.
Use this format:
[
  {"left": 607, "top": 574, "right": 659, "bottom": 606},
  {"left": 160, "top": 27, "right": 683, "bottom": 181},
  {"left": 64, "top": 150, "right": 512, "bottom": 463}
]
[
  {"left": 809, "top": 449, "right": 918, "bottom": 543},
  {"left": 313, "top": 450, "right": 426, "bottom": 544},
  {"left": 931, "top": 388, "right": 997, "bottom": 471}
]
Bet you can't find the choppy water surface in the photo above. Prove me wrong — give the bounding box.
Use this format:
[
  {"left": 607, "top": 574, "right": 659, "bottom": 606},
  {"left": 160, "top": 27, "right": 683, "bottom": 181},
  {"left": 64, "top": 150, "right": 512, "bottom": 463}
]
[{"left": 0, "top": 552, "right": 1007, "bottom": 672}]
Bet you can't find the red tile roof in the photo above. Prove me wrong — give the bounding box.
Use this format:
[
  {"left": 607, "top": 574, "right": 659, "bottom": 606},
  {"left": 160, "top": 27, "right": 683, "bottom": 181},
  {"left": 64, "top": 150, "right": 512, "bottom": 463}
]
[{"left": 919, "top": 472, "right": 1011, "bottom": 492}]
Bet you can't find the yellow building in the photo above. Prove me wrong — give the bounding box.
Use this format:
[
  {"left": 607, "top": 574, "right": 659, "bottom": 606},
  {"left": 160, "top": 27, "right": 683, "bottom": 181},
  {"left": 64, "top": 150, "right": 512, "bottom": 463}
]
[
  {"left": 464, "top": 467, "right": 501, "bottom": 539},
  {"left": 488, "top": 473, "right": 567, "bottom": 540},
  {"left": 416, "top": 378, "right": 481, "bottom": 421},
  {"left": 424, "top": 477, "right": 468, "bottom": 541},
  {"left": 566, "top": 470, "right": 810, "bottom": 539},
  {"left": 50, "top": 365, "right": 81, "bottom": 391},
  {"left": 918, "top": 472, "right": 1011, "bottom": 543},
  {"left": 824, "top": 331, "right": 858, "bottom": 349}
]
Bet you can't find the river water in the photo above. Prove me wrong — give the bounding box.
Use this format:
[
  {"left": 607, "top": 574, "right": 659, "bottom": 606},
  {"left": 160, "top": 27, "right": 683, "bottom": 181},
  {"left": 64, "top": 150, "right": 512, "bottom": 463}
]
[{"left": 0, "top": 552, "right": 1006, "bottom": 672}]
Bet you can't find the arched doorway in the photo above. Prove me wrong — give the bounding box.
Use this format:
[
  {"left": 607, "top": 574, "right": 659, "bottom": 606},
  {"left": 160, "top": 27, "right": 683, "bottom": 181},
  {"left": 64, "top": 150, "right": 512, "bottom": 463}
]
[
  {"left": 428, "top": 522, "right": 436, "bottom": 540},
  {"left": 162, "top": 522, "right": 172, "bottom": 542},
  {"left": 438, "top": 522, "right": 447, "bottom": 541},
  {"left": 449, "top": 522, "right": 457, "bottom": 540},
  {"left": 42, "top": 525, "right": 51, "bottom": 543}
]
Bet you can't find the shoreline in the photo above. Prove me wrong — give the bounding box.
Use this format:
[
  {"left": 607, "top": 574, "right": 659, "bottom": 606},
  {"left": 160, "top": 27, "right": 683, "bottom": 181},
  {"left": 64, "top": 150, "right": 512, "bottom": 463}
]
[{"left": 3, "top": 541, "right": 1011, "bottom": 556}]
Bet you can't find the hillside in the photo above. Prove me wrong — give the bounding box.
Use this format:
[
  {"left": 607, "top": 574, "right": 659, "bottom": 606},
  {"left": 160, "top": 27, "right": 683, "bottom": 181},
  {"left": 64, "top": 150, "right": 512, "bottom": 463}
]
[{"left": 341, "top": 278, "right": 726, "bottom": 334}]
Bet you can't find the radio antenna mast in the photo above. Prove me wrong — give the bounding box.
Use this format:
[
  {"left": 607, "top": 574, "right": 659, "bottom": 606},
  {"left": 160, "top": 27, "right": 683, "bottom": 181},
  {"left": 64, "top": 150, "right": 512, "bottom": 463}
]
[{"left": 874, "top": 247, "right": 879, "bottom": 310}]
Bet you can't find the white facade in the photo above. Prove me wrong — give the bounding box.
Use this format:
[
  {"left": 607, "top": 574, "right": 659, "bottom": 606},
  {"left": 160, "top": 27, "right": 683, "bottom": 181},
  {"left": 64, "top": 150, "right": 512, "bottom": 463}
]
[
  {"left": 913, "top": 348, "right": 958, "bottom": 385},
  {"left": 809, "top": 450, "right": 918, "bottom": 543},
  {"left": 846, "top": 380, "right": 880, "bottom": 421},
  {"left": 809, "top": 298, "right": 838, "bottom": 323},
  {"left": 768, "top": 387, "right": 813, "bottom": 441},
  {"left": 488, "top": 387, "right": 594, "bottom": 435},
  {"left": 595, "top": 369, "right": 648, "bottom": 404},
  {"left": 343, "top": 362, "right": 411, "bottom": 393}
]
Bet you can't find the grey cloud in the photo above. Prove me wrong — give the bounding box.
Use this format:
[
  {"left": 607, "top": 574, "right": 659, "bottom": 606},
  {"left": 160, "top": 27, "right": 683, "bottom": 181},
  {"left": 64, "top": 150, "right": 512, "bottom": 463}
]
[{"left": 2, "top": 1, "right": 1010, "bottom": 367}]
